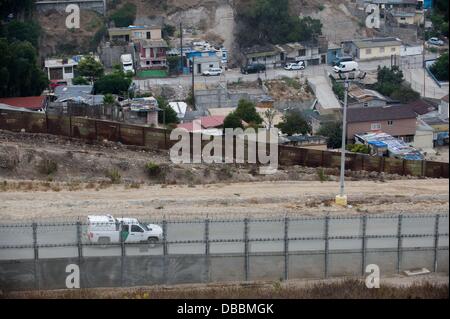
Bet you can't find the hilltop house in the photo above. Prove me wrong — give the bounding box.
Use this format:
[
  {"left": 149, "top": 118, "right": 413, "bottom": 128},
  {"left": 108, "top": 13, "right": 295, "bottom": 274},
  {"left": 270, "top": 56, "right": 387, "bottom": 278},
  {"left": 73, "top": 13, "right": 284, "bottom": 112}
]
[
  {"left": 241, "top": 44, "right": 280, "bottom": 68},
  {"left": 346, "top": 104, "right": 418, "bottom": 143},
  {"left": 363, "top": 0, "right": 425, "bottom": 26},
  {"left": 342, "top": 37, "right": 402, "bottom": 61},
  {"left": 275, "top": 37, "right": 328, "bottom": 66}
]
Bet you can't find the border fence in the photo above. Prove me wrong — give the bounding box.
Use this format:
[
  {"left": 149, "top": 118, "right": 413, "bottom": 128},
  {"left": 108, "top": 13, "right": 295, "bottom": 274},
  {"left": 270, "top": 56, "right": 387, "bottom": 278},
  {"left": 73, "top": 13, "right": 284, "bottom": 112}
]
[
  {"left": 0, "top": 213, "right": 448, "bottom": 291},
  {"left": 0, "top": 109, "right": 448, "bottom": 178}
]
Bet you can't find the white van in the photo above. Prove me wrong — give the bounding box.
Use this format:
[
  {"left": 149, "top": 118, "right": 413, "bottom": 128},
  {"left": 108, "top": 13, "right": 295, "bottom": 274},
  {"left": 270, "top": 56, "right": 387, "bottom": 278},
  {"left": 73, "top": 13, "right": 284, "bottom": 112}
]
[
  {"left": 120, "top": 54, "right": 135, "bottom": 75},
  {"left": 333, "top": 61, "right": 359, "bottom": 73},
  {"left": 87, "top": 215, "right": 163, "bottom": 244}
]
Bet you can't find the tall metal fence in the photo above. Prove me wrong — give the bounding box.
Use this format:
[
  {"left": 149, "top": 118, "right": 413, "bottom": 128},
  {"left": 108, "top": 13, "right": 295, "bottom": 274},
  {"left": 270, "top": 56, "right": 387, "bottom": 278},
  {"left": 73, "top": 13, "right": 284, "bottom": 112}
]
[
  {"left": 0, "top": 213, "right": 448, "bottom": 291},
  {"left": 0, "top": 109, "right": 448, "bottom": 178}
]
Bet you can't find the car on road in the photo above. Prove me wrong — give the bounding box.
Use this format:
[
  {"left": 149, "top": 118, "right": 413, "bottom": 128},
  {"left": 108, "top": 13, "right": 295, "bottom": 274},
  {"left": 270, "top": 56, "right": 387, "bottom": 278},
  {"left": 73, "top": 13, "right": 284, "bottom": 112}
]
[
  {"left": 332, "top": 55, "right": 353, "bottom": 66},
  {"left": 87, "top": 215, "right": 163, "bottom": 244},
  {"left": 428, "top": 37, "right": 444, "bottom": 46},
  {"left": 240, "top": 63, "right": 266, "bottom": 74},
  {"left": 333, "top": 61, "right": 359, "bottom": 73},
  {"left": 202, "top": 67, "right": 223, "bottom": 76},
  {"left": 284, "top": 61, "right": 305, "bottom": 70}
]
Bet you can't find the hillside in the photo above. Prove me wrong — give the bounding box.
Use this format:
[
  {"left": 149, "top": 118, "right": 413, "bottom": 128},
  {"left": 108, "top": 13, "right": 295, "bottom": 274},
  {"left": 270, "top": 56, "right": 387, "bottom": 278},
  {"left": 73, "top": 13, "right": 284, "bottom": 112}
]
[{"left": 35, "top": 0, "right": 368, "bottom": 59}]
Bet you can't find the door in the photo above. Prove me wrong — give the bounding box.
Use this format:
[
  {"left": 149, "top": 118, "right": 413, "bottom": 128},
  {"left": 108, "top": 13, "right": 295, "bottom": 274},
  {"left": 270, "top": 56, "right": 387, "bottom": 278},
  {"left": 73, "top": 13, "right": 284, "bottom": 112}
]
[
  {"left": 120, "top": 224, "right": 130, "bottom": 242},
  {"left": 129, "top": 224, "right": 145, "bottom": 242},
  {"left": 197, "top": 63, "right": 202, "bottom": 74}
]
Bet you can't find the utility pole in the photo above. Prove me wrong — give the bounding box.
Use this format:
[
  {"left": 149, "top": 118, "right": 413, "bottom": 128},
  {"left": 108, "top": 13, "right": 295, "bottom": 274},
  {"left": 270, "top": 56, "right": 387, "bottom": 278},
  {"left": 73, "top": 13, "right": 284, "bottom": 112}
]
[
  {"left": 191, "top": 56, "right": 195, "bottom": 108},
  {"left": 336, "top": 79, "right": 350, "bottom": 206},
  {"left": 179, "top": 22, "right": 183, "bottom": 74},
  {"left": 422, "top": 20, "right": 426, "bottom": 97}
]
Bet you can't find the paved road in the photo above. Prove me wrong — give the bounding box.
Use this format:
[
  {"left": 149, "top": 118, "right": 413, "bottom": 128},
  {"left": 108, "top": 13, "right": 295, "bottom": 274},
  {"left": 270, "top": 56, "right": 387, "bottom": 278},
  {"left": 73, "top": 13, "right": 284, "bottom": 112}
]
[
  {"left": 0, "top": 214, "right": 448, "bottom": 260},
  {"left": 133, "top": 55, "right": 437, "bottom": 89}
]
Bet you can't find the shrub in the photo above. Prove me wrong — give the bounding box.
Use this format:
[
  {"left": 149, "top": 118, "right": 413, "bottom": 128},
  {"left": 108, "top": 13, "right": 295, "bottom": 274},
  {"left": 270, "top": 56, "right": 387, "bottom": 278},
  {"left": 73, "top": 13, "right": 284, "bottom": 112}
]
[
  {"left": 145, "top": 162, "right": 166, "bottom": 178},
  {"left": 317, "top": 168, "right": 329, "bottom": 183},
  {"left": 106, "top": 168, "right": 121, "bottom": 184},
  {"left": 346, "top": 144, "right": 370, "bottom": 154},
  {"left": 37, "top": 159, "right": 58, "bottom": 176}
]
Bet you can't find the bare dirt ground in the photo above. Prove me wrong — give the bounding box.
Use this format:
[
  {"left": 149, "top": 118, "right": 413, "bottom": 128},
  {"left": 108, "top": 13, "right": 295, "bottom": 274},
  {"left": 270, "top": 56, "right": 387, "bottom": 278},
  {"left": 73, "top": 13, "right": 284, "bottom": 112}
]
[
  {"left": 0, "top": 130, "right": 448, "bottom": 221},
  {"left": 3, "top": 274, "right": 448, "bottom": 299},
  {"left": 0, "top": 179, "right": 448, "bottom": 222}
]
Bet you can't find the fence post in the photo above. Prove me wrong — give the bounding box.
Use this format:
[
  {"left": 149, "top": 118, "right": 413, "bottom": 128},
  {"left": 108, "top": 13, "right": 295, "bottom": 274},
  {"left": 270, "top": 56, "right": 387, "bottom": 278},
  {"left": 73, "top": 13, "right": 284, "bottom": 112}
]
[
  {"left": 45, "top": 111, "right": 49, "bottom": 134},
  {"left": 162, "top": 219, "right": 168, "bottom": 284},
  {"left": 421, "top": 160, "right": 426, "bottom": 177},
  {"left": 433, "top": 214, "right": 440, "bottom": 273},
  {"left": 142, "top": 127, "right": 146, "bottom": 147},
  {"left": 94, "top": 120, "right": 98, "bottom": 141},
  {"left": 361, "top": 214, "right": 367, "bottom": 276},
  {"left": 244, "top": 218, "right": 249, "bottom": 282},
  {"left": 204, "top": 218, "right": 210, "bottom": 282},
  {"left": 32, "top": 222, "right": 39, "bottom": 290},
  {"left": 324, "top": 215, "right": 330, "bottom": 278},
  {"left": 76, "top": 220, "right": 83, "bottom": 259},
  {"left": 284, "top": 217, "right": 289, "bottom": 281},
  {"left": 120, "top": 221, "right": 125, "bottom": 287},
  {"left": 396, "top": 215, "right": 403, "bottom": 274}
]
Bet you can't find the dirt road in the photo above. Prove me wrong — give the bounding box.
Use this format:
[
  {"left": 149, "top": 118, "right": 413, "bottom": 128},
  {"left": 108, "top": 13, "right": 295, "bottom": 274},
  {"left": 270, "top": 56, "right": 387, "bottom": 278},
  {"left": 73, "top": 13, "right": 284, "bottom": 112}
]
[{"left": 0, "top": 179, "right": 447, "bottom": 221}]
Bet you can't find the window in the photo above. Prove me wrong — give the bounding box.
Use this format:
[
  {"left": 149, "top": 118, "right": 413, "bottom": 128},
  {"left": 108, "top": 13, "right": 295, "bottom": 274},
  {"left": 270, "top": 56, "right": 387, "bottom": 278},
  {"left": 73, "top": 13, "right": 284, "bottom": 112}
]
[
  {"left": 366, "top": 48, "right": 372, "bottom": 55},
  {"left": 363, "top": 102, "right": 369, "bottom": 108},
  {"left": 387, "top": 120, "right": 394, "bottom": 125},
  {"left": 64, "top": 66, "right": 73, "bottom": 74},
  {"left": 371, "top": 123, "right": 381, "bottom": 130},
  {"left": 131, "top": 225, "right": 143, "bottom": 232},
  {"left": 146, "top": 32, "right": 151, "bottom": 39},
  {"left": 298, "top": 49, "right": 306, "bottom": 56},
  {"left": 209, "top": 64, "right": 214, "bottom": 68},
  {"left": 146, "top": 60, "right": 150, "bottom": 65},
  {"left": 391, "top": 47, "right": 396, "bottom": 52},
  {"left": 380, "top": 47, "right": 385, "bottom": 53}
]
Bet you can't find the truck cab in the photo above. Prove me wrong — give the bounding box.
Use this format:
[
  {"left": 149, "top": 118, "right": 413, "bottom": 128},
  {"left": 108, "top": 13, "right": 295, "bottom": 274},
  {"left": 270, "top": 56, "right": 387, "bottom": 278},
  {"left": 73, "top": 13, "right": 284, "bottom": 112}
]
[
  {"left": 120, "top": 54, "right": 135, "bottom": 75},
  {"left": 87, "top": 215, "right": 162, "bottom": 244}
]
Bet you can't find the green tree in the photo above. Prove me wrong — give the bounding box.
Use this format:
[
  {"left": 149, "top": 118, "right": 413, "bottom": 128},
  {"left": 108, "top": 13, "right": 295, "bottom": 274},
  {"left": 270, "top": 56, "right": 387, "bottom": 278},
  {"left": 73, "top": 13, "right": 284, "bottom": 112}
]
[
  {"left": 109, "top": 3, "right": 137, "bottom": 27},
  {"left": 331, "top": 78, "right": 345, "bottom": 101},
  {"left": 156, "top": 96, "right": 179, "bottom": 125},
  {"left": 103, "top": 93, "right": 116, "bottom": 105},
  {"left": 0, "top": 39, "right": 48, "bottom": 97},
  {"left": 375, "top": 65, "right": 404, "bottom": 96},
  {"left": 236, "top": 0, "right": 322, "bottom": 46},
  {"left": 277, "top": 111, "right": 311, "bottom": 136},
  {"left": 93, "top": 73, "right": 131, "bottom": 95},
  {"left": 4, "top": 21, "right": 41, "bottom": 48},
  {"left": 390, "top": 85, "right": 421, "bottom": 103},
  {"left": 167, "top": 55, "right": 180, "bottom": 74},
  {"left": 77, "top": 56, "right": 104, "bottom": 83},
  {"left": 223, "top": 112, "right": 244, "bottom": 129},
  {"left": 72, "top": 76, "right": 89, "bottom": 85},
  {"left": 317, "top": 121, "right": 342, "bottom": 149},
  {"left": 235, "top": 99, "right": 263, "bottom": 125},
  {"left": 430, "top": 52, "right": 449, "bottom": 82}
]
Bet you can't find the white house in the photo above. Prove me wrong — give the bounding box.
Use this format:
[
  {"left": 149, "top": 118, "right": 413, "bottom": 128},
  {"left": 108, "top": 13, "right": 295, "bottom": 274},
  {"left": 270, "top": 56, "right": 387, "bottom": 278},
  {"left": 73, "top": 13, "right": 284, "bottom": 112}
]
[
  {"left": 439, "top": 94, "right": 449, "bottom": 119},
  {"left": 44, "top": 57, "right": 79, "bottom": 83}
]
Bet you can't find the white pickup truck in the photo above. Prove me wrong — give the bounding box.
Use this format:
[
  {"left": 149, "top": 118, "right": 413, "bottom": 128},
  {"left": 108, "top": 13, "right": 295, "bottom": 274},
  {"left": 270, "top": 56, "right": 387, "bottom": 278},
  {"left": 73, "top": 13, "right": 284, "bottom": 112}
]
[{"left": 87, "top": 215, "right": 163, "bottom": 244}]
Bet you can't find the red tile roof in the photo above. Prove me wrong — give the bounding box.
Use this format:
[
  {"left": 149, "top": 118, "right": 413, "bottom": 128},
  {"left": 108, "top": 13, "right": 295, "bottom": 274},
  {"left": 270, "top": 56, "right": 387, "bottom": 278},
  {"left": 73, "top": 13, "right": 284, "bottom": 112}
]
[
  {"left": 0, "top": 96, "right": 46, "bottom": 110},
  {"left": 177, "top": 116, "right": 227, "bottom": 132}
]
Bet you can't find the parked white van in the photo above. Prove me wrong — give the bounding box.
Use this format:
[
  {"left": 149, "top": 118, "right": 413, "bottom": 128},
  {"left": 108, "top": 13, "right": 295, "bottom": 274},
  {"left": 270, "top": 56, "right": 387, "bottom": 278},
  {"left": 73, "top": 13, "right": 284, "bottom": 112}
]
[
  {"left": 87, "top": 215, "right": 163, "bottom": 244},
  {"left": 333, "top": 61, "right": 359, "bottom": 73}
]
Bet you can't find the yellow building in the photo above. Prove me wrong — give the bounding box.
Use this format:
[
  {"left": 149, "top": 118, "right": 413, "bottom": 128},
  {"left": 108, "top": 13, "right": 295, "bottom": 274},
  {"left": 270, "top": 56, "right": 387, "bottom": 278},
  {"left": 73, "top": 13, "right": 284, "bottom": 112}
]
[{"left": 346, "top": 37, "right": 402, "bottom": 61}]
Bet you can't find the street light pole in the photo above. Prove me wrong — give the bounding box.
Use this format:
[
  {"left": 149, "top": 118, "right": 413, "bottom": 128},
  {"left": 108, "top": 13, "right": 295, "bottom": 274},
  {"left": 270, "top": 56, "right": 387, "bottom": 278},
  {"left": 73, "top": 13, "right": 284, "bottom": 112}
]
[{"left": 336, "top": 79, "right": 349, "bottom": 206}]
